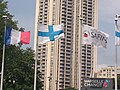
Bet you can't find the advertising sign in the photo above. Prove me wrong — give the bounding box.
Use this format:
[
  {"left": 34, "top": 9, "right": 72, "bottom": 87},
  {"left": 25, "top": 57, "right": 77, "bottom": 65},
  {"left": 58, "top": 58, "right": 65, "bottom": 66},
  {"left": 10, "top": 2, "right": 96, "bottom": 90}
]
[{"left": 82, "top": 78, "right": 113, "bottom": 90}]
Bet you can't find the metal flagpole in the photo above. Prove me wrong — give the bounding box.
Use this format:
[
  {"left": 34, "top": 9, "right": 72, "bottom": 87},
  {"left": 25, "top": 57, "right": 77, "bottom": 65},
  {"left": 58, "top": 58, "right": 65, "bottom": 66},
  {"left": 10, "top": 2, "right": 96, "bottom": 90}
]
[
  {"left": 1, "top": 15, "right": 7, "bottom": 90},
  {"left": 115, "top": 45, "right": 117, "bottom": 90},
  {"left": 34, "top": 52, "right": 37, "bottom": 90},
  {"left": 114, "top": 15, "right": 119, "bottom": 90},
  {"left": 34, "top": 32, "right": 38, "bottom": 90},
  {"left": 79, "top": 15, "right": 83, "bottom": 90},
  {"left": 34, "top": 50, "right": 37, "bottom": 90},
  {"left": 34, "top": 0, "right": 41, "bottom": 89}
]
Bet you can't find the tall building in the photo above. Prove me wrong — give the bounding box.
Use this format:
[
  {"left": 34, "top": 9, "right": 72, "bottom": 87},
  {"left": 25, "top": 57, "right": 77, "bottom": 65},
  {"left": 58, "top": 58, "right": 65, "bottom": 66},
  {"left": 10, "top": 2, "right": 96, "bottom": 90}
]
[{"left": 34, "top": 0, "right": 98, "bottom": 90}]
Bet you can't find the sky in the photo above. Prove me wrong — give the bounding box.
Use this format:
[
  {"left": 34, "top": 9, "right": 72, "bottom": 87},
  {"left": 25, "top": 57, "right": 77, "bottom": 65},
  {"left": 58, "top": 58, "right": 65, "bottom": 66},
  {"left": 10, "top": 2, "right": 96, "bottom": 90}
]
[
  {"left": 98, "top": 0, "right": 120, "bottom": 66},
  {"left": 7, "top": 0, "right": 36, "bottom": 48},
  {"left": 6, "top": 0, "right": 120, "bottom": 67}
]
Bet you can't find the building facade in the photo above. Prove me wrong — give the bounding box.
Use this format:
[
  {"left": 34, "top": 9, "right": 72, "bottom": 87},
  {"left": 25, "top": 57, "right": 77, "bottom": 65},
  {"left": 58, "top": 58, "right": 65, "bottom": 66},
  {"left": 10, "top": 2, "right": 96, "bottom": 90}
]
[
  {"left": 34, "top": 0, "right": 98, "bottom": 90},
  {"left": 97, "top": 66, "right": 120, "bottom": 78}
]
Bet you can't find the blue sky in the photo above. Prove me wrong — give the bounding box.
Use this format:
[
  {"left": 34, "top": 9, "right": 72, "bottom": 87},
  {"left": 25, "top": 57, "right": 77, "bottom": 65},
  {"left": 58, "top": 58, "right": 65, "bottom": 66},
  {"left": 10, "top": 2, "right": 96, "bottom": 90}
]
[
  {"left": 6, "top": 0, "right": 120, "bottom": 66},
  {"left": 7, "top": 0, "right": 36, "bottom": 48}
]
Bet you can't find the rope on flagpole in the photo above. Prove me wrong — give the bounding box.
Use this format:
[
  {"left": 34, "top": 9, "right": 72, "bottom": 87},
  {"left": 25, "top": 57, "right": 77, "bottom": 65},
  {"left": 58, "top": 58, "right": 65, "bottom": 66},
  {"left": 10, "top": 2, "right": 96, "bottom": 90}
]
[{"left": 0, "top": 15, "right": 7, "bottom": 90}]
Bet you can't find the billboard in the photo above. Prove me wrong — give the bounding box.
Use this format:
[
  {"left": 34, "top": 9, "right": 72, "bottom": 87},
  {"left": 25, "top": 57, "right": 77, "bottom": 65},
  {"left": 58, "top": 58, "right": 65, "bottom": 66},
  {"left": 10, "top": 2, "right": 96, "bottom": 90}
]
[{"left": 82, "top": 78, "right": 113, "bottom": 90}]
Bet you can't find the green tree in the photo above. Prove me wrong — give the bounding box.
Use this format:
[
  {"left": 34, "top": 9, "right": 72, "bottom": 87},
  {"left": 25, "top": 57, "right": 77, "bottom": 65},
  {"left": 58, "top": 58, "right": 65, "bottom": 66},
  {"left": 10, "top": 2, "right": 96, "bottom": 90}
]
[
  {"left": 0, "top": 0, "right": 43, "bottom": 89},
  {"left": 0, "top": 0, "right": 18, "bottom": 68},
  {"left": 4, "top": 47, "right": 43, "bottom": 90}
]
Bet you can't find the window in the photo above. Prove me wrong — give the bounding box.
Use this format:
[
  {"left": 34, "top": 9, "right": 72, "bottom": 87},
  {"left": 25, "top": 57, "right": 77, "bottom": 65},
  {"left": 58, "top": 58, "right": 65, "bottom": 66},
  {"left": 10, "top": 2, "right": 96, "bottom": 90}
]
[
  {"left": 112, "top": 74, "right": 114, "bottom": 76},
  {"left": 112, "top": 70, "right": 115, "bottom": 72},
  {"left": 103, "top": 74, "right": 106, "bottom": 76},
  {"left": 103, "top": 69, "right": 106, "bottom": 72}
]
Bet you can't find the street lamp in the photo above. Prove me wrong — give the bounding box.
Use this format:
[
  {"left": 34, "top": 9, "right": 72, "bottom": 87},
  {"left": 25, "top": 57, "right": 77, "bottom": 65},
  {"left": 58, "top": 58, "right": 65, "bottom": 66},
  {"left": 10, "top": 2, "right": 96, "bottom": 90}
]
[
  {"left": 13, "top": 80, "right": 15, "bottom": 84},
  {"left": 8, "top": 79, "right": 16, "bottom": 89}
]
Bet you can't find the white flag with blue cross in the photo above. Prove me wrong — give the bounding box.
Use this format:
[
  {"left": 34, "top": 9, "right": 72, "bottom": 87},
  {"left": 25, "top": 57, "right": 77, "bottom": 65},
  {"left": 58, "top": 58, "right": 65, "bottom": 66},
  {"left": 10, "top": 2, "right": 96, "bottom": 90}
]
[{"left": 38, "top": 24, "right": 64, "bottom": 44}]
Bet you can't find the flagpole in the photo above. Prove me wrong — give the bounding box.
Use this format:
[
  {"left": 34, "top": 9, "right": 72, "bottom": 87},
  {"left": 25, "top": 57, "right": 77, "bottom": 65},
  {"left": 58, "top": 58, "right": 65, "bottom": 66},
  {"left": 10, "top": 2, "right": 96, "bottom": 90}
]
[
  {"left": 33, "top": 37, "right": 38, "bottom": 90},
  {"left": 114, "top": 15, "right": 119, "bottom": 90},
  {"left": 79, "top": 15, "right": 83, "bottom": 90},
  {"left": 1, "top": 15, "right": 7, "bottom": 90},
  {"left": 34, "top": 47, "right": 37, "bottom": 90},
  {"left": 34, "top": 31, "right": 39, "bottom": 90},
  {"left": 115, "top": 45, "right": 117, "bottom": 90}
]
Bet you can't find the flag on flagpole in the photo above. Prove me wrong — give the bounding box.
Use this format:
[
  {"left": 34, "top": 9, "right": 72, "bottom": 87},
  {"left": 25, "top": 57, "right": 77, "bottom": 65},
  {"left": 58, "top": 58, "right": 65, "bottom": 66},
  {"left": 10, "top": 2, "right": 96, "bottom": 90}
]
[
  {"left": 115, "top": 25, "right": 120, "bottom": 46},
  {"left": 5, "top": 26, "right": 30, "bottom": 45},
  {"left": 82, "top": 25, "right": 109, "bottom": 48},
  {"left": 38, "top": 24, "right": 64, "bottom": 44}
]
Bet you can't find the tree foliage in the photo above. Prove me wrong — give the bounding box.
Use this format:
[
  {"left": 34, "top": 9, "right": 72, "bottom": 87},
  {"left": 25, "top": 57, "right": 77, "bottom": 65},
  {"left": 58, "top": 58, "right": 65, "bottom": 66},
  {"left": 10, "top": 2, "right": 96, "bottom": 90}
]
[
  {"left": 0, "top": 0, "right": 43, "bottom": 89},
  {"left": 3, "top": 47, "right": 43, "bottom": 90},
  {"left": 0, "top": 0, "right": 17, "bottom": 66}
]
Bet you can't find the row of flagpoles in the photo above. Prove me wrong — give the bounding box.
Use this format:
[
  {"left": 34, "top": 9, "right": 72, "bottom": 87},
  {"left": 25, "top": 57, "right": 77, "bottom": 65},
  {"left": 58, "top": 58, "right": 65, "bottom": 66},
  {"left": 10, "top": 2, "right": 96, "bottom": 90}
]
[
  {"left": 1, "top": 14, "right": 120, "bottom": 90},
  {"left": 0, "top": 17, "right": 112, "bottom": 90}
]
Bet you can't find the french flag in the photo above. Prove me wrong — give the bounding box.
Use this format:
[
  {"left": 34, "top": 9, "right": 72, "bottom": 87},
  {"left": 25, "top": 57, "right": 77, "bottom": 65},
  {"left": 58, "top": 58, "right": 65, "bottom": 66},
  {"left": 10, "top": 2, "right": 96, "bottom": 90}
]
[{"left": 4, "top": 26, "right": 30, "bottom": 45}]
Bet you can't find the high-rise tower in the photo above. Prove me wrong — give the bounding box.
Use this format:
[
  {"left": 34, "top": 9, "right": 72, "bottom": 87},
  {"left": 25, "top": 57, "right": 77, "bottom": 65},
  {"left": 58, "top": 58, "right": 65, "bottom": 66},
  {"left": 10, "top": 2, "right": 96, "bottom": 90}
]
[{"left": 34, "top": 0, "right": 98, "bottom": 90}]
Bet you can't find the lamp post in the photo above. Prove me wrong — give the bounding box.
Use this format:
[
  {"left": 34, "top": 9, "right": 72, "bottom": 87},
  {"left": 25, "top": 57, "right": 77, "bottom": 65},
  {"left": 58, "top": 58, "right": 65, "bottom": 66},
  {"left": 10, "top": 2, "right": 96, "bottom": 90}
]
[{"left": 13, "top": 80, "right": 15, "bottom": 89}]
